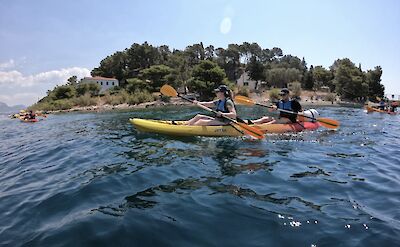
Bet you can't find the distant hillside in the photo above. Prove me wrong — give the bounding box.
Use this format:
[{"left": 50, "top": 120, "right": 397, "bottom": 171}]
[{"left": 0, "top": 102, "right": 26, "bottom": 113}]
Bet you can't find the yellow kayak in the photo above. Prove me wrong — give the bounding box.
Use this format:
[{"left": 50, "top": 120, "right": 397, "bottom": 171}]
[{"left": 129, "top": 118, "right": 320, "bottom": 137}]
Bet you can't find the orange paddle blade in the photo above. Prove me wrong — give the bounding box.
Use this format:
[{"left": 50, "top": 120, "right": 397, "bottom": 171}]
[
  {"left": 317, "top": 118, "right": 340, "bottom": 129},
  {"left": 234, "top": 95, "right": 256, "bottom": 106},
  {"left": 233, "top": 122, "right": 264, "bottom": 139},
  {"left": 160, "top": 85, "right": 178, "bottom": 97}
]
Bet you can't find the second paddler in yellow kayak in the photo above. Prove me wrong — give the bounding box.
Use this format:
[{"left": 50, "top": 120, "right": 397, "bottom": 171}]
[{"left": 250, "top": 88, "right": 319, "bottom": 124}]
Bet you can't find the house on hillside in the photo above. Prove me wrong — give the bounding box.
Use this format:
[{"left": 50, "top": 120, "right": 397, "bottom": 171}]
[
  {"left": 80, "top": 77, "right": 119, "bottom": 92},
  {"left": 236, "top": 72, "right": 267, "bottom": 91}
]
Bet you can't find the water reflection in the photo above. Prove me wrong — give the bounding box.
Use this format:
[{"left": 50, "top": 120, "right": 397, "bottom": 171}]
[{"left": 93, "top": 175, "right": 324, "bottom": 216}]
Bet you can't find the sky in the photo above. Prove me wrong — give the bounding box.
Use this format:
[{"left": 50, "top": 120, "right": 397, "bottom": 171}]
[{"left": 0, "top": 0, "right": 399, "bottom": 106}]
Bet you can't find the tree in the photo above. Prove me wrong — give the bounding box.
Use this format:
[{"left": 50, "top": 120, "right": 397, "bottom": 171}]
[
  {"left": 167, "top": 50, "right": 191, "bottom": 89},
  {"left": 76, "top": 83, "right": 101, "bottom": 96},
  {"left": 91, "top": 51, "right": 128, "bottom": 81},
  {"left": 67, "top": 76, "right": 77, "bottom": 86},
  {"left": 271, "top": 47, "right": 283, "bottom": 58},
  {"left": 158, "top": 45, "right": 171, "bottom": 64},
  {"left": 246, "top": 57, "right": 265, "bottom": 90},
  {"left": 303, "top": 65, "right": 314, "bottom": 90},
  {"left": 184, "top": 43, "right": 205, "bottom": 66},
  {"left": 273, "top": 55, "right": 303, "bottom": 70},
  {"left": 52, "top": 85, "right": 76, "bottom": 99},
  {"left": 205, "top": 45, "right": 215, "bottom": 60},
  {"left": 313, "top": 66, "right": 333, "bottom": 90},
  {"left": 125, "top": 42, "right": 161, "bottom": 77},
  {"left": 365, "top": 66, "right": 384, "bottom": 99},
  {"left": 125, "top": 78, "right": 149, "bottom": 93},
  {"left": 265, "top": 68, "right": 302, "bottom": 88},
  {"left": 187, "top": 60, "right": 227, "bottom": 100},
  {"left": 214, "top": 44, "right": 242, "bottom": 81},
  {"left": 332, "top": 58, "right": 367, "bottom": 100},
  {"left": 140, "top": 65, "right": 176, "bottom": 91},
  {"left": 239, "top": 42, "right": 252, "bottom": 63}
]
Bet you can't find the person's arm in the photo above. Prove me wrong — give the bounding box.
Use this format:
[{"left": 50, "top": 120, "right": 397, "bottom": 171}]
[
  {"left": 292, "top": 100, "right": 302, "bottom": 112},
  {"left": 193, "top": 100, "right": 216, "bottom": 108}
]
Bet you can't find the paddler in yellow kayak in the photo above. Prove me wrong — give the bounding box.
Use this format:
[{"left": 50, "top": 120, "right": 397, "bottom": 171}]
[
  {"left": 187, "top": 85, "right": 237, "bottom": 126},
  {"left": 250, "top": 88, "right": 304, "bottom": 124}
]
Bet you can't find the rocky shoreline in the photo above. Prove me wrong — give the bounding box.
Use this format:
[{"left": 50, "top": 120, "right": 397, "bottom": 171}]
[{"left": 44, "top": 97, "right": 362, "bottom": 114}]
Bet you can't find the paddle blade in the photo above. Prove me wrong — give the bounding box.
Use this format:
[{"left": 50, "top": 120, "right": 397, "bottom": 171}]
[
  {"left": 317, "top": 118, "right": 340, "bottom": 129},
  {"left": 234, "top": 122, "right": 265, "bottom": 139},
  {"left": 160, "top": 85, "right": 178, "bottom": 97},
  {"left": 234, "top": 95, "right": 256, "bottom": 106}
]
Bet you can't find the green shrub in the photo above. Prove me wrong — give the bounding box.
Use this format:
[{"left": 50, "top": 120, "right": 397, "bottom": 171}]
[
  {"left": 126, "top": 78, "right": 149, "bottom": 93},
  {"left": 107, "top": 94, "right": 124, "bottom": 105},
  {"left": 102, "top": 90, "right": 131, "bottom": 105},
  {"left": 29, "top": 99, "right": 73, "bottom": 111},
  {"left": 269, "top": 88, "right": 280, "bottom": 100},
  {"left": 51, "top": 99, "right": 74, "bottom": 110},
  {"left": 52, "top": 85, "right": 76, "bottom": 99},
  {"left": 324, "top": 93, "right": 336, "bottom": 102},
  {"left": 108, "top": 86, "right": 122, "bottom": 95},
  {"left": 76, "top": 82, "right": 101, "bottom": 96},
  {"left": 290, "top": 81, "right": 302, "bottom": 97},
  {"left": 160, "top": 95, "right": 171, "bottom": 103},
  {"left": 237, "top": 86, "right": 250, "bottom": 97},
  {"left": 73, "top": 93, "right": 98, "bottom": 106},
  {"left": 127, "top": 90, "right": 155, "bottom": 105}
]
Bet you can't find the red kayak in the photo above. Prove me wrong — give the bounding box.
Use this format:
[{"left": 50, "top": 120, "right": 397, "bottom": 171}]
[{"left": 20, "top": 118, "right": 39, "bottom": 123}]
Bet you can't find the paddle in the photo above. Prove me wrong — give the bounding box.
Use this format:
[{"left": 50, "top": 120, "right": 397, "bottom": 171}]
[
  {"left": 235, "top": 95, "right": 340, "bottom": 129},
  {"left": 160, "top": 85, "right": 264, "bottom": 139}
]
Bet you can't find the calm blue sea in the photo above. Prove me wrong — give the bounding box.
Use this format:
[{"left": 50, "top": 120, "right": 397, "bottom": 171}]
[{"left": 0, "top": 106, "right": 399, "bottom": 246}]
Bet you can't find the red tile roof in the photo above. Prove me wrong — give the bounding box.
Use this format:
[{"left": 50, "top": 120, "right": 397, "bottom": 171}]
[{"left": 84, "top": 76, "right": 118, "bottom": 81}]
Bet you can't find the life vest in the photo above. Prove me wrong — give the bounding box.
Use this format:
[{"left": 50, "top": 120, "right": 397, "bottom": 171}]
[
  {"left": 278, "top": 100, "right": 293, "bottom": 111},
  {"left": 215, "top": 99, "right": 233, "bottom": 113}
]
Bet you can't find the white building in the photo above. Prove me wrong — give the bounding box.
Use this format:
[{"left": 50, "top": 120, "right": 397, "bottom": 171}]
[
  {"left": 236, "top": 72, "right": 267, "bottom": 91},
  {"left": 81, "top": 76, "right": 119, "bottom": 92},
  {"left": 385, "top": 93, "right": 400, "bottom": 101}
]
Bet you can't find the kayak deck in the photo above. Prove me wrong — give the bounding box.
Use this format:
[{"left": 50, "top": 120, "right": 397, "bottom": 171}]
[{"left": 130, "top": 118, "right": 320, "bottom": 137}]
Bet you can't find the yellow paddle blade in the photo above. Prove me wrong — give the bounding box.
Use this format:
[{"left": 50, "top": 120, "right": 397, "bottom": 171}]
[
  {"left": 160, "top": 85, "right": 178, "bottom": 97},
  {"left": 234, "top": 95, "right": 256, "bottom": 106},
  {"left": 233, "top": 122, "right": 264, "bottom": 139},
  {"left": 317, "top": 118, "right": 340, "bottom": 129}
]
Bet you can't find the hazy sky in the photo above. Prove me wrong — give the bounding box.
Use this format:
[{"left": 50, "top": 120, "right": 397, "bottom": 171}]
[{"left": 0, "top": 0, "right": 399, "bottom": 106}]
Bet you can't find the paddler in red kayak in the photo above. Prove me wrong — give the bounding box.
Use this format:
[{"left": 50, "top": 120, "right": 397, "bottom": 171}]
[
  {"left": 187, "top": 85, "right": 237, "bottom": 126},
  {"left": 389, "top": 101, "right": 398, "bottom": 113},
  {"left": 378, "top": 99, "right": 386, "bottom": 111},
  {"left": 24, "top": 110, "right": 36, "bottom": 120},
  {"left": 250, "top": 88, "right": 303, "bottom": 124}
]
